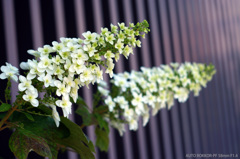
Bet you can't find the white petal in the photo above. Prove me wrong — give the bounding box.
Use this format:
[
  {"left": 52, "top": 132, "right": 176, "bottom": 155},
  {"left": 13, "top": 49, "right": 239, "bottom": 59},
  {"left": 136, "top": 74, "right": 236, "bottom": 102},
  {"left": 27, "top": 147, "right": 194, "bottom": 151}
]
[
  {"left": 1, "top": 66, "right": 8, "bottom": 72},
  {"left": 18, "top": 83, "right": 26, "bottom": 91},
  {"left": 0, "top": 73, "right": 7, "bottom": 79},
  {"left": 31, "top": 99, "right": 39, "bottom": 107},
  {"left": 11, "top": 75, "right": 18, "bottom": 82},
  {"left": 27, "top": 73, "right": 36, "bottom": 80},
  {"left": 20, "top": 62, "right": 30, "bottom": 70},
  {"left": 19, "top": 75, "right": 26, "bottom": 82},
  {"left": 22, "top": 95, "right": 29, "bottom": 101},
  {"left": 55, "top": 100, "right": 61, "bottom": 107}
]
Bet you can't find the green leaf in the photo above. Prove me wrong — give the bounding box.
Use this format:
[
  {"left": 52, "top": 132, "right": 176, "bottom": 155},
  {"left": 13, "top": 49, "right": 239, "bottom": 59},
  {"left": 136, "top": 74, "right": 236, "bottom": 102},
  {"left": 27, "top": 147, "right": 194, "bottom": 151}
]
[
  {"left": 95, "top": 126, "right": 109, "bottom": 152},
  {"left": 12, "top": 111, "right": 70, "bottom": 140},
  {"left": 9, "top": 129, "right": 52, "bottom": 159},
  {"left": 56, "top": 117, "right": 95, "bottom": 159},
  {"left": 0, "top": 112, "right": 6, "bottom": 119},
  {"left": 11, "top": 111, "right": 69, "bottom": 159},
  {"left": 23, "top": 112, "right": 34, "bottom": 121},
  {"left": 94, "top": 113, "right": 109, "bottom": 132},
  {"left": 0, "top": 103, "right": 11, "bottom": 112},
  {"left": 93, "top": 105, "right": 108, "bottom": 114},
  {"left": 77, "top": 96, "right": 88, "bottom": 107},
  {"left": 75, "top": 106, "right": 92, "bottom": 126},
  {"left": 47, "top": 141, "right": 59, "bottom": 159},
  {"left": 93, "top": 91, "right": 102, "bottom": 108}
]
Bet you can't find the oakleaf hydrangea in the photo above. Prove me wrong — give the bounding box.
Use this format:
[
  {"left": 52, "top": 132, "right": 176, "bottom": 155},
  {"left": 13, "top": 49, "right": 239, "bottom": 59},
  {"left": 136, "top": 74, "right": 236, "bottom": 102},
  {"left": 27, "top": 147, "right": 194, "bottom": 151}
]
[
  {"left": 0, "top": 20, "right": 150, "bottom": 127},
  {"left": 97, "top": 62, "right": 216, "bottom": 135}
]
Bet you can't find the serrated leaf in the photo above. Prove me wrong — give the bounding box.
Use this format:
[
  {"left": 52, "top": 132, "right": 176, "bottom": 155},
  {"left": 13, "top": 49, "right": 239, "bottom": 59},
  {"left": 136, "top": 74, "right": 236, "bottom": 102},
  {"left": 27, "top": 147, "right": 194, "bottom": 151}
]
[
  {"left": 56, "top": 117, "right": 95, "bottom": 159},
  {"left": 0, "top": 103, "right": 11, "bottom": 112},
  {"left": 9, "top": 129, "right": 52, "bottom": 159},
  {"left": 12, "top": 111, "right": 70, "bottom": 140},
  {"left": 75, "top": 106, "right": 92, "bottom": 126},
  {"left": 12, "top": 111, "right": 69, "bottom": 159},
  {"left": 85, "top": 134, "right": 96, "bottom": 153},
  {"left": 95, "top": 127, "right": 109, "bottom": 152}
]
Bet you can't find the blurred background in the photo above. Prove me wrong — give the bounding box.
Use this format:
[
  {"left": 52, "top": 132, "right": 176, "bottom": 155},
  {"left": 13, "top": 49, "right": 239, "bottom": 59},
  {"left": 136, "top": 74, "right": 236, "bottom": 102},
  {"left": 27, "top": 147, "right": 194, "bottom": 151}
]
[{"left": 0, "top": 0, "right": 240, "bottom": 158}]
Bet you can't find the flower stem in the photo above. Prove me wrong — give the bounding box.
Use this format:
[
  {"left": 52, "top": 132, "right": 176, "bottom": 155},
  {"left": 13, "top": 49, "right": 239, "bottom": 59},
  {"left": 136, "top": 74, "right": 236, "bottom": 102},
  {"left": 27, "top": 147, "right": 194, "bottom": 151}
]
[{"left": 0, "top": 104, "right": 18, "bottom": 130}]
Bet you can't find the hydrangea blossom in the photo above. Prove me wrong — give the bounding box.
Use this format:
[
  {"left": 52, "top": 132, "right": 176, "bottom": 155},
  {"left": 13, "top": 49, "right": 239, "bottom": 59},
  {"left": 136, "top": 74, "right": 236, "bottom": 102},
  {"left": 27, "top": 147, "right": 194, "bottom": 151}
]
[
  {"left": 98, "top": 62, "right": 216, "bottom": 135},
  {"left": 0, "top": 20, "right": 150, "bottom": 127},
  {"left": 0, "top": 63, "right": 19, "bottom": 82}
]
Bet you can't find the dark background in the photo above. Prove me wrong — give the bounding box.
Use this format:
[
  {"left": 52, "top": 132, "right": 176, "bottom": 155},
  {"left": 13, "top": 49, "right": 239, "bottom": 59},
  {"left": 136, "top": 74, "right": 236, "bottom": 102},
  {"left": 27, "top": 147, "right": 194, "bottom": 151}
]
[{"left": 0, "top": 0, "right": 240, "bottom": 159}]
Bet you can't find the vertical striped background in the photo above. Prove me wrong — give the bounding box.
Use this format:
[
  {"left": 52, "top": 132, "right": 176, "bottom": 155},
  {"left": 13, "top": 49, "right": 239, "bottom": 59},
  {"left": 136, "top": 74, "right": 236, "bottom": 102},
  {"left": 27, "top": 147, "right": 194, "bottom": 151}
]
[{"left": 0, "top": 0, "right": 239, "bottom": 158}]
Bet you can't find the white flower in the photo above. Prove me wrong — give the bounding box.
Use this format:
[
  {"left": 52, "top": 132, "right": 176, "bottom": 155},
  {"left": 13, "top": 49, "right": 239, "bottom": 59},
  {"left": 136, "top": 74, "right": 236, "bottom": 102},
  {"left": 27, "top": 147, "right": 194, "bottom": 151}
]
[
  {"left": 95, "top": 67, "right": 103, "bottom": 82},
  {"left": 0, "top": 63, "right": 19, "bottom": 82},
  {"left": 59, "top": 51, "right": 70, "bottom": 59},
  {"left": 114, "top": 76, "right": 128, "bottom": 91},
  {"left": 118, "top": 22, "right": 125, "bottom": 30},
  {"left": 71, "top": 49, "right": 88, "bottom": 62},
  {"left": 105, "top": 96, "right": 115, "bottom": 112},
  {"left": 105, "top": 60, "right": 115, "bottom": 78},
  {"left": 54, "top": 66, "right": 64, "bottom": 80},
  {"left": 110, "top": 24, "right": 118, "bottom": 33},
  {"left": 23, "top": 88, "right": 39, "bottom": 107},
  {"left": 114, "top": 96, "right": 128, "bottom": 109},
  {"left": 63, "top": 76, "right": 75, "bottom": 89},
  {"left": 70, "top": 87, "right": 78, "bottom": 103},
  {"left": 131, "top": 92, "right": 143, "bottom": 107},
  {"left": 52, "top": 106, "right": 60, "bottom": 127},
  {"left": 98, "top": 86, "right": 109, "bottom": 96},
  {"left": 104, "top": 50, "right": 114, "bottom": 60},
  {"left": 174, "top": 87, "right": 189, "bottom": 103},
  {"left": 144, "top": 91, "right": 156, "bottom": 108},
  {"left": 82, "top": 31, "right": 97, "bottom": 44},
  {"left": 38, "top": 45, "right": 54, "bottom": 56},
  {"left": 47, "top": 104, "right": 60, "bottom": 127},
  {"left": 52, "top": 55, "right": 64, "bottom": 65},
  {"left": 129, "top": 118, "right": 138, "bottom": 131},
  {"left": 70, "top": 61, "right": 86, "bottom": 74},
  {"left": 142, "top": 105, "right": 150, "bottom": 126},
  {"left": 27, "top": 49, "right": 40, "bottom": 57},
  {"left": 115, "top": 40, "right": 124, "bottom": 54},
  {"left": 67, "top": 42, "right": 79, "bottom": 52},
  {"left": 123, "top": 107, "right": 134, "bottom": 120},
  {"left": 54, "top": 81, "right": 70, "bottom": 97},
  {"left": 52, "top": 41, "right": 64, "bottom": 51},
  {"left": 38, "top": 56, "right": 52, "bottom": 69},
  {"left": 80, "top": 68, "right": 94, "bottom": 83},
  {"left": 110, "top": 121, "right": 125, "bottom": 136},
  {"left": 122, "top": 45, "right": 133, "bottom": 59},
  {"left": 18, "top": 75, "right": 34, "bottom": 91},
  {"left": 152, "top": 102, "right": 165, "bottom": 116},
  {"left": 56, "top": 96, "right": 72, "bottom": 118},
  {"left": 83, "top": 44, "right": 96, "bottom": 57},
  {"left": 105, "top": 33, "right": 115, "bottom": 45},
  {"left": 38, "top": 74, "right": 54, "bottom": 87}
]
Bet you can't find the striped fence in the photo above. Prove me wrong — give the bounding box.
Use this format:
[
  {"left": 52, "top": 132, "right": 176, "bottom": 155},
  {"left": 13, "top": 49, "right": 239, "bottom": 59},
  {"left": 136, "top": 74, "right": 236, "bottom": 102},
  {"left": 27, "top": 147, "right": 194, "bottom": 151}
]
[{"left": 0, "top": 0, "right": 239, "bottom": 159}]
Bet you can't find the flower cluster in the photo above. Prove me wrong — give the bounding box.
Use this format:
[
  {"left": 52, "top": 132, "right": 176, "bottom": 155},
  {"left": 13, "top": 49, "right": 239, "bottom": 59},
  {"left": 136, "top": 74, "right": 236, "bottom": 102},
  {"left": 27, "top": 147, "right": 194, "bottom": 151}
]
[
  {"left": 98, "top": 62, "right": 216, "bottom": 135},
  {"left": 0, "top": 20, "right": 150, "bottom": 127}
]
